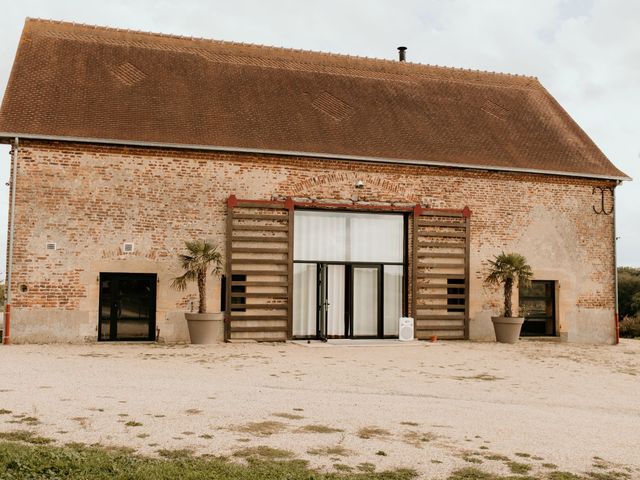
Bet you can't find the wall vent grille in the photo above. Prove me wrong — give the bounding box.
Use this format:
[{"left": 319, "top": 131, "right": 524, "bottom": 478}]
[
  {"left": 122, "top": 242, "right": 135, "bottom": 253},
  {"left": 46, "top": 242, "right": 57, "bottom": 251}
]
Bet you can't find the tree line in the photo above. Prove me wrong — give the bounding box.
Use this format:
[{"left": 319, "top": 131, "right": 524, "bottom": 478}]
[{"left": 618, "top": 267, "right": 640, "bottom": 338}]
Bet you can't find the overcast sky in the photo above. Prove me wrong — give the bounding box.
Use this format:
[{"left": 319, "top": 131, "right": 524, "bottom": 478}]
[{"left": 0, "top": 0, "right": 638, "bottom": 277}]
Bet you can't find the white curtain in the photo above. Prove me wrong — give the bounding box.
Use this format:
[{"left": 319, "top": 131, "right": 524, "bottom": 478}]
[
  {"left": 293, "top": 263, "right": 316, "bottom": 336},
  {"left": 326, "top": 265, "right": 345, "bottom": 336},
  {"left": 294, "top": 211, "right": 403, "bottom": 263},
  {"left": 384, "top": 265, "right": 403, "bottom": 336},
  {"left": 353, "top": 267, "right": 378, "bottom": 336}
]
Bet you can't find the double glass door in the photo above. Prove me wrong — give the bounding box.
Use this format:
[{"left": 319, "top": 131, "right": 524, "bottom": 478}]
[
  {"left": 315, "top": 264, "right": 381, "bottom": 339},
  {"left": 99, "top": 273, "right": 157, "bottom": 341}
]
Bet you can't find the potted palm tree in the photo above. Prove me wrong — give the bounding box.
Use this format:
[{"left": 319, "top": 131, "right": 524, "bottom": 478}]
[
  {"left": 484, "top": 252, "right": 533, "bottom": 343},
  {"left": 171, "top": 239, "right": 224, "bottom": 344}
]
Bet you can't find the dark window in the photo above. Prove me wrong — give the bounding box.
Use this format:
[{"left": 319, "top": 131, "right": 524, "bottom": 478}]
[
  {"left": 221, "top": 274, "right": 246, "bottom": 312},
  {"left": 447, "top": 278, "right": 465, "bottom": 313},
  {"left": 519, "top": 280, "right": 556, "bottom": 336}
]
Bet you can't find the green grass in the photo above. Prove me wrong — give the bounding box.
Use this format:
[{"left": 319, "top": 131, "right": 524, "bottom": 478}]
[
  {"left": 307, "top": 446, "right": 351, "bottom": 457},
  {"left": 271, "top": 412, "right": 305, "bottom": 420},
  {"left": 357, "top": 427, "right": 390, "bottom": 439},
  {"left": 447, "top": 467, "right": 537, "bottom": 479},
  {"left": 548, "top": 473, "right": 583, "bottom": 480},
  {"left": 506, "top": 461, "right": 532, "bottom": 474},
  {"left": 234, "top": 446, "right": 294, "bottom": 460},
  {"left": 238, "top": 421, "right": 287, "bottom": 436},
  {"left": 0, "top": 431, "right": 54, "bottom": 445},
  {"left": 298, "top": 424, "right": 344, "bottom": 434},
  {"left": 0, "top": 440, "right": 417, "bottom": 479}
]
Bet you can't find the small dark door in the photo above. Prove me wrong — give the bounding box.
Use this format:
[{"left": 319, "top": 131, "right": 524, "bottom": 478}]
[
  {"left": 99, "top": 273, "right": 157, "bottom": 341},
  {"left": 519, "top": 280, "right": 556, "bottom": 336}
]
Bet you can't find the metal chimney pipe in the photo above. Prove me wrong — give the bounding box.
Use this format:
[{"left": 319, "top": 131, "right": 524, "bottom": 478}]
[{"left": 398, "top": 46, "right": 407, "bottom": 62}]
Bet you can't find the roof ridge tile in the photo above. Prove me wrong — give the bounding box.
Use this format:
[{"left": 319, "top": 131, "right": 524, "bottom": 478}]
[{"left": 24, "top": 17, "right": 537, "bottom": 84}]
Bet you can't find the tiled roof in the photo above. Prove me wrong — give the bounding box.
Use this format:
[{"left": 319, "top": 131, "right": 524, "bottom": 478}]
[{"left": 0, "top": 18, "right": 628, "bottom": 180}]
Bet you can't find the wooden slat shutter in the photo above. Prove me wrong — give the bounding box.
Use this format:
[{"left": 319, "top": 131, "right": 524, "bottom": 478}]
[
  {"left": 412, "top": 206, "right": 471, "bottom": 340},
  {"left": 225, "top": 196, "right": 293, "bottom": 342}
]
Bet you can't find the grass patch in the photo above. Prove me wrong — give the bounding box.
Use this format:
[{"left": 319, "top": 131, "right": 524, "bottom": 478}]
[
  {"left": 357, "top": 427, "right": 390, "bottom": 439},
  {"left": 298, "top": 424, "right": 343, "bottom": 434},
  {"left": 156, "top": 448, "right": 194, "bottom": 459},
  {"left": 333, "top": 463, "right": 353, "bottom": 472},
  {"left": 307, "top": 445, "right": 351, "bottom": 457},
  {"left": 506, "top": 461, "right": 532, "bottom": 474},
  {"left": 271, "top": 412, "right": 305, "bottom": 420},
  {"left": 543, "top": 463, "right": 559, "bottom": 469},
  {"left": 455, "top": 374, "right": 502, "bottom": 382},
  {"left": 10, "top": 416, "right": 40, "bottom": 426},
  {"left": 515, "top": 452, "right": 532, "bottom": 458},
  {"left": 402, "top": 431, "right": 437, "bottom": 446},
  {"left": 0, "top": 440, "right": 417, "bottom": 479},
  {"left": 70, "top": 417, "right": 89, "bottom": 428},
  {"left": 400, "top": 421, "right": 419, "bottom": 427},
  {"left": 586, "top": 472, "right": 631, "bottom": 480},
  {"left": 447, "top": 467, "right": 538, "bottom": 479},
  {"left": 548, "top": 473, "right": 584, "bottom": 480},
  {"left": 461, "top": 453, "right": 483, "bottom": 464},
  {"left": 483, "top": 453, "right": 510, "bottom": 461},
  {"left": 447, "top": 468, "right": 495, "bottom": 480},
  {"left": 125, "top": 421, "right": 143, "bottom": 427},
  {"left": 238, "top": 421, "right": 287, "bottom": 436},
  {"left": 234, "top": 446, "right": 294, "bottom": 460},
  {"left": 0, "top": 409, "right": 12, "bottom": 415},
  {"left": 357, "top": 462, "right": 376, "bottom": 473},
  {"left": 0, "top": 430, "right": 54, "bottom": 445}
]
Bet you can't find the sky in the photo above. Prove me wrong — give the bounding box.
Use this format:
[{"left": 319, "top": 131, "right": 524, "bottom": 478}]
[{"left": 0, "top": 0, "right": 638, "bottom": 277}]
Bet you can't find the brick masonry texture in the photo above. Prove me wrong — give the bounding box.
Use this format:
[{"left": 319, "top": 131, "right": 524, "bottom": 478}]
[{"left": 7, "top": 140, "right": 617, "bottom": 343}]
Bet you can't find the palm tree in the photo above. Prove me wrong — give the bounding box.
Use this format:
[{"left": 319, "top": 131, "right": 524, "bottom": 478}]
[
  {"left": 171, "top": 240, "right": 223, "bottom": 314},
  {"left": 484, "top": 253, "right": 533, "bottom": 317}
]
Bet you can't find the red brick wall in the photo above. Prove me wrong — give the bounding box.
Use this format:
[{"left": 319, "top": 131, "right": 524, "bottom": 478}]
[{"left": 8, "top": 140, "right": 617, "bottom": 343}]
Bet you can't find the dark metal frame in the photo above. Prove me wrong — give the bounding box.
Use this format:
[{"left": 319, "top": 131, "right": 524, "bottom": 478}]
[
  {"left": 97, "top": 272, "right": 157, "bottom": 342},
  {"left": 292, "top": 210, "right": 407, "bottom": 340},
  {"left": 306, "top": 262, "right": 393, "bottom": 340},
  {"left": 519, "top": 280, "right": 557, "bottom": 337}
]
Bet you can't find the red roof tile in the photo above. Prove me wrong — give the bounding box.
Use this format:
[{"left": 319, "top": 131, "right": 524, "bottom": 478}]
[{"left": 0, "top": 18, "right": 629, "bottom": 180}]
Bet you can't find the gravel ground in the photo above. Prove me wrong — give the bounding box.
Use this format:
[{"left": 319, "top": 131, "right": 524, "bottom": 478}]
[{"left": 1, "top": 339, "right": 639, "bottom": 479}]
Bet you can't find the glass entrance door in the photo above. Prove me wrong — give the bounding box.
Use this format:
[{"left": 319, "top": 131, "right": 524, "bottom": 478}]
[
  {"left": 317, "top": 264, "right": 346, "bottom": 339},
  {"left": 99, "top": 273, "right": 157, "bottom": 341}
]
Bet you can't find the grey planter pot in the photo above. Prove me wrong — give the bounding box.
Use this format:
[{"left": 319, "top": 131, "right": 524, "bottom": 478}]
[
  {"left": 491, "top": 316, "right": 524, "bottom": 344},
  {"left": 185, "top": 312, "right": 224, "bottom": 344}
]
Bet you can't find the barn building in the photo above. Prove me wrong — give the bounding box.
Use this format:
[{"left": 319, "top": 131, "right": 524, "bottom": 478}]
[{"left": 0, "top": 19, "right": 629, "bottom": 344}]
